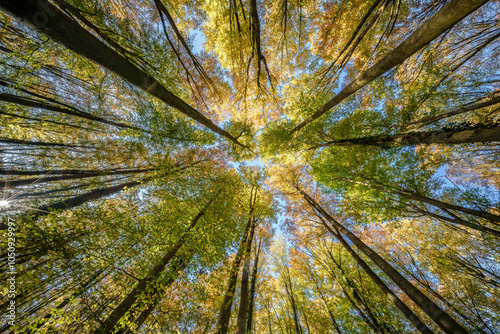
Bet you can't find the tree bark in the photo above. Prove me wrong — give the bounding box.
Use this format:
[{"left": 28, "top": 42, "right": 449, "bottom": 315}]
[
  {"left": 412, "top": 207, "right": 500, "bottom": 238},
  {"left": 121, "top": 256, "right": 190, "bottom": 334},
  {"left": 323, "top": 220, "right": 434, "bottom": 334},
  {"left": 299, "top": 187, "right": 469, "bottom": 334},
  {"left": 309, "top": 122, "right": 500, "bottom": 150},
  {"left": 28, "top": 270, "right": 104, "bottom": 333},
  {"left": 246, "top": 241, "right": 261, "bottom": 334},
  {"left": 341, "top": 177, "right": 500, "bottom": 224},
  {"left": 0, "top": 168, "right": 154, "bottom": 188},
  {"left": 94, "top": 196, "right": 216, "bottom": 334},
  {"left": 236, "top": 248, "right": 252, "bottom": 334},
  {"left": 291, "top": 0, "right": 489, "bottom": 133},
  {"left": 0, "top": 0, "right": 244, "bottom": 147},
  {"left": 0, "top": 91, "right": 145, "bottom": 132},
  {"left": 403, "top": 95, "right": 500, "bottom": 128},
  {"left": 216, "top": 188, "right": 258, "bottom": 334},
  {"left": 20, "top": 178, "right": 150, "bottom": 222}
]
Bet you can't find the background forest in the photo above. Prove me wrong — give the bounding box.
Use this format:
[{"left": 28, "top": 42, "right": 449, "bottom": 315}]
[{"left": 0, "top": 0, "right": 499, "bottom": 333}]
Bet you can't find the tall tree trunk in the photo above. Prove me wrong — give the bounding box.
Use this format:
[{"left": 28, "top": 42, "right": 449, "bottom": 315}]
[
  {"left": 0, "top": 137, "right": 86, "bottom": 148},
  {"left": 0, "top": 0, "right": 244, "bottom": 147},
  {"left": 0, "top": 91, "right": 145, "bottom": 132},
  {"left": 236, "top": 247, "right": 252, "bottom": 334},
  {"left": 309, "top": 122, "right": 500, "bottom": 150},
  {"left": 121, "top": 256, "right": 190, "bottom": 334},
  {"left": 246, "top": 241, "right": 261, "bottom": 334},
  {"left": 298, "top": 187, "right": 469, "bottom": 334},
  {"left": 303, "top": 259, "right": 343, "bottom": 334},
  {"left": 0, "top": 168, "right": 154, "bottom": 188},
  {"left": 216, "top": 188, "right": 258, "bottom": 334},
  {"left": 403, "top": 95, "right": 500, "bottom": 128},
  {"left": 94, "top": 196, "right": 216, "bottom": 334},
  {"left": 321, "top": 218, "right": 434, "bottom": 334},
  {"left": 341, "top": 177, "right": 500, "bottom": 224},
  {"left": 327, "top": 250, "right": 386, "bottom": 334},
  {"left": 291, "top": 0, "right": 489, "bottom": 133},
  {"left": 412, "top": 206, "right": 500, "bottom": 238},
  {"left": 19, "top": 178, "right": 150, "bottom": 222},
  {"left": 282, "top": 265, "right": 302, "bottom": 334}
]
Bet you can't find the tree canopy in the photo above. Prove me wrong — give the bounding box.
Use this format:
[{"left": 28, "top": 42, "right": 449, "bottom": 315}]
[{"left": 1, "top": 0, "right": 499, "bottom": 333}]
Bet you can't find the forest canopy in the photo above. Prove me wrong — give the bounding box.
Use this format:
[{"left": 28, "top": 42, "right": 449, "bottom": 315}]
[{"left": 0, "top": 0, "right": 500, "bottom": 333}]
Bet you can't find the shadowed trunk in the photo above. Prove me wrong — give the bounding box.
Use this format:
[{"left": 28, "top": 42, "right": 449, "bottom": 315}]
[
  {"left": 309, "top": 122, "right": 500, "bottom": 150},
  {"left": 298, "top": 186, "right": 469, "bottom": 334},
  {"left": 0, "top": 168, "right": 155, "bottom": 188},
  {"left": 121, "top": 256, "right": 191, "bottom": 334},
  {"left": 0, "top": 91, "right": 145, "bottom": 132},
  {"left": 321, "top": 217, "right": 433, "bottom": 334},
  {"left": 0, "top": 0, "right": 244, "bottom": 147},
  {"left": 246, "top": 241, "right": 261, "bottom": 334},
  {"left": 19, "top": 178, "right": 150, "bottom": 223},
  {"left": 216, "top": 187, "right": 258, "bottom": 334},
  {"left": 340, "top": 177, "right": 500, "bottom": 224}
]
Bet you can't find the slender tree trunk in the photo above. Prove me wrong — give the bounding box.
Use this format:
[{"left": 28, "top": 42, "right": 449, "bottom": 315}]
[
  {"left": 0, "top": 137, "right": 86, "bottom": 148},
  {"left": 0, "top": 0, "right": 243, "bottom": 147},
  {"left": 303, "top": 259, "right": 343, "bottom": 334},
  {"left": 327, "top": 251, "right": 386, "bottom": 334},
  {"left": 298, "top": 187, "right": 469, "bottom": 334},
  {"left": 309, "top": 122, "right": 500, "bottom": 150},
  {"left": 216, "top": 188, "right": 257, "bottom": 334},
  {"left": 342, "top": 177, "right": 500, "bottom": 224},
  {"left": 94, "top": 196, "right": 216, "bottom": 334},
  {"left": 0, "top": 91, "right": 145, "bottom": 131},
  {"left": 246, "top": 241, "right": 261, "bottom": 334},
  {"left": 302, "top": 309, "right": 311, "bottom": 334},
  {"left": 0, "top": 168, "right": 154, "bottom": 188},
  {"left": 282, "top": 265, "right": 302, "bottom": 334},
  {"left": 20, "top": 178, "right": 150, "bottom": 222},
  {"left": 292, "top": 0, "right": 489, "bottom": 132},
  {"left": 403, "top": 95, "right": 500, "bottom": 128},
  {"left": 236, "top": 249, "right": 252, "bottom": 334},
  {"left": 412, "top": 206, "right": 500, "bottom": 238},
  {"left": 322, "top": 219, "right": 434, "bottom": 334},
  {"left": 121, "top": 256, "right": 190, "bottom": 334}
]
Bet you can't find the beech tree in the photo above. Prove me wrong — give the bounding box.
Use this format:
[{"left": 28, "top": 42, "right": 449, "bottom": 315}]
[{"left": 1, "top": 0, "right": 499, "bottom": 333}]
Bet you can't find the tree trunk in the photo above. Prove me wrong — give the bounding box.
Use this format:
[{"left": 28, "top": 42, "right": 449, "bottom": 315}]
[
  {"left": 28, "top": 270, "right": 104, "bottom": 333},
  {"left": 299, "top": 187, "right": 469, "bottom": 334},
  {"left": 343, "top": 177, "right": 500, "bottom": 224},
  {"left": 216, "top": 188, "right": 258, "bottom": 334},
  {"left": 20, "top": 178, "right": 150, "bottom": 222},
  {"left": 327, "top": 250, "right": 386, "bottom": 334},
  {"left": 403, "top": 95, "right": 500, "bottom": 128},
  {"left": 309, "top": 122, "right": 500, "bottom": 149},
  {"left": 412, "top": 206, "right": 500, "bottom": 238},
  {"left": 304, "top": 262, "right": 343, "bottom": 334},
  {"left": 94, "top": 196, "right": 216, "bottom": 334},
  {"left": 121, "top": 256, "right": 190, "bottom": 334},
  {"left": 282, "top": 265, "right": 302, "bottom": 334},
  {"left": 0, "top": 0, "right": 244, "bottom": 147},
  {"left": 291, "top": 0, "right": 489, "bottom": 132},
  {"left": 0, "top": 91, "right": 145, "bottom": 131},
  {"left": 246, "top": 241, "right": 261, "bottom": 334},
  {"left": 236, "top": 248, "right": 252, "bottom": 334},
  {"left": 0, "top": 168, "right": 154, "bottom": 188},
  {"left": 0, "top": 137, "right": 86, "bottom": 148},
  {"left": 323, "top": 220, "right": 433, "bottom": 334}
]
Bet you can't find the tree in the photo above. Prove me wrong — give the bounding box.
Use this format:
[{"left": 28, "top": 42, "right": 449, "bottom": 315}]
[{"left": 1, "top": 0, "right": 499, "bottom": 333}]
